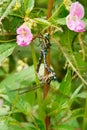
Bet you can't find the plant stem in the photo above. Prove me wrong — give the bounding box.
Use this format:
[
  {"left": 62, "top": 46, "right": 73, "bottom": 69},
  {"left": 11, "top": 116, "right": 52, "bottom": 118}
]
[
  {"left": 44, "top": 0, "right": 54, "bottom": 129},
  {"left": 30, "top": 44, "right": 42, "bottom": 116},
  {"left": 52, "top": 38, "right": 87, "bottom": 86},
  {"left": 82, "top": 96, "right": 87, "bottom": 130},
  {"left": 78, "top": 33, "right": 85, "bottom": 61}
]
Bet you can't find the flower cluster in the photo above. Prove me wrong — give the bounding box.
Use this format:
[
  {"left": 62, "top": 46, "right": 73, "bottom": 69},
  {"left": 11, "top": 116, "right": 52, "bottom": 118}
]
[
  {"left": 66, "top": 2, "right": 85, "bottom": 32},
  {"left": 16, "top": 24, "right": 33, "bottom": 46}
]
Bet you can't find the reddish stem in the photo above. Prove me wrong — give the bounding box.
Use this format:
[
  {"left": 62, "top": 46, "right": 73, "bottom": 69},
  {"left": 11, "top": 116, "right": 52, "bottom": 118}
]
[{"left": 43, "top": 0, "right": 54, "bottom": 130}]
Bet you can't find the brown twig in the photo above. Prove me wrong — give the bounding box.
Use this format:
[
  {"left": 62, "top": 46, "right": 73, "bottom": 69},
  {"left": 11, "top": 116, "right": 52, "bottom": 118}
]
[{"left": 43, "top": 0, "right": 54, "bottom": 130}]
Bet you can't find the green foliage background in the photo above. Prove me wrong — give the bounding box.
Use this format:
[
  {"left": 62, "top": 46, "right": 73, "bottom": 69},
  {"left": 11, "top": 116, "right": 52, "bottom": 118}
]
[{"left": 0, "top": 0, "right": 87, "bottom": 130}]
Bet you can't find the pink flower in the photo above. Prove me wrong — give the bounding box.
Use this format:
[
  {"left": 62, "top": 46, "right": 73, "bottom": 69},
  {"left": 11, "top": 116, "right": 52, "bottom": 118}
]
[
  {"left": 66, "top": 15, "right": 85, "bottom": 32},
  {"left": 70, "top": 2, "right": 84, "bottom": 19},
  {"left": 66, "top": 2, "right": 85, "bottom": 32},
  {"left": 16, "top": 25, "right": 33, "bottom": 46},
  {"left": 74, "top": 21, "right": 85, "bottom": 32}
]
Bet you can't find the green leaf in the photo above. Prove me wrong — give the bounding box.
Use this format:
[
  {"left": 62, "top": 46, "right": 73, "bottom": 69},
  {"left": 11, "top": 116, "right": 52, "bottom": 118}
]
[
  {"left": 0, "top": 105, "right": 10, "bottom": 116},
  {"left": 52, "top": 3, "right": 68, "bottom": 19},
  {"left": 0, "top": 120, "right": 8, "bottom": 130},
  {"left": 53, "top": 124, "right": 74, "bottom": 130},
  {"left": 0, "top": 66, "right": 35, "bottom": 90},
  {"left": 71, "top": 84, "right": 83, "bottom": 100},
  {"left": 34, "top": 18, "right": 51, "bottom": 26},
  {"left": 25, "top": 0, "right": 35, "bottom": 14},
  {"left": 0, "top": 0, "right": 16, "bottom": 21},
  {"left": 57, "top": 17, "right": 66, "bottom": 25},
  {"left": 2, "top": 17, "right": 23, "bottom": 33},
  {"left": 84, "top": 18, "right": 87, "bottom": 29},
  {"left": 0, "top": 118, "right": 36, "bottom": 130},
  {"left": 70, "top": 108, "right": 84, "bottom": 119},
  {"left": 0, "top": 42, "right": 16, "bottom": 63},
  {"left": 6, "top": 87, "right": 31, "bottom": 115},
  {"left": 21, "top": 122, "right": 37, "bottom": 130},
  {"left": 49, "top": 17, "right": 66, "bottom": 27},
  {"left": 77, "top": 92, "right": 87, "bottom": 99},
  {"left": 43, "top": 71, "right": 71, "bottom": 116},
  {"left": 34, "top": 117, "right": 45, "bottom": 130},
  {"left": 59, "top": 69, "right": 71, "bottom": 95},
  {"left": 55, "top": 70, "right": 71, "bottom": 105},
  {"left": 8, "top": 126, "right": 27, "bottom": 130},
  {"left": 53, "top": 118, "right": 80, "bottom": 130},
  {"left": 74, "top": 53, "right": 87, "bottom": 74}
]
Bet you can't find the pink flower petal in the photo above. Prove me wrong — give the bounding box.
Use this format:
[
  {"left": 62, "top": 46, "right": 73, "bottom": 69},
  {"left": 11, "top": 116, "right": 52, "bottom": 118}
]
[
  {"left": 16, "top": 25, "right": 31, "bottom": 34},
  {"left": 16, "top": 24, "right": 33, "bottom": 46},
  {"left": 70, "top": 2, "right": 84, "bottom": 19},
  {"left": 74, "top": 21, "right": 85, "bottom": 32},
  {"left": 66, "top": 15, "right": 78, "bottom": 30},
  {"left": 66, "top": 2, "right": 85, "bottom": 33},
  {"left": 66, "top": 15, "right": 85, "bottom": 32}
]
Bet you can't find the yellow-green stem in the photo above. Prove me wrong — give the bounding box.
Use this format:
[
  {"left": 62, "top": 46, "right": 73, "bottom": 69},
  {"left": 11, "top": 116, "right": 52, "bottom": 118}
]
[
  {"left": 30, "top": 44, "right": 42, "bottom": 117},
  {"left": 82, "top": 96, "right": 87, "bottom": 130}
]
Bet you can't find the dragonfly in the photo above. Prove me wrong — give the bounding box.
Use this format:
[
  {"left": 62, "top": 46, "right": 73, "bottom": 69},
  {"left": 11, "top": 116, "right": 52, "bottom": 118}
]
[
  {"left": 9, "top": 82, "right": 70, "bottom": 100},
  {"left": 36, "top": 33, "right": 56, "bottom": 84}
]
